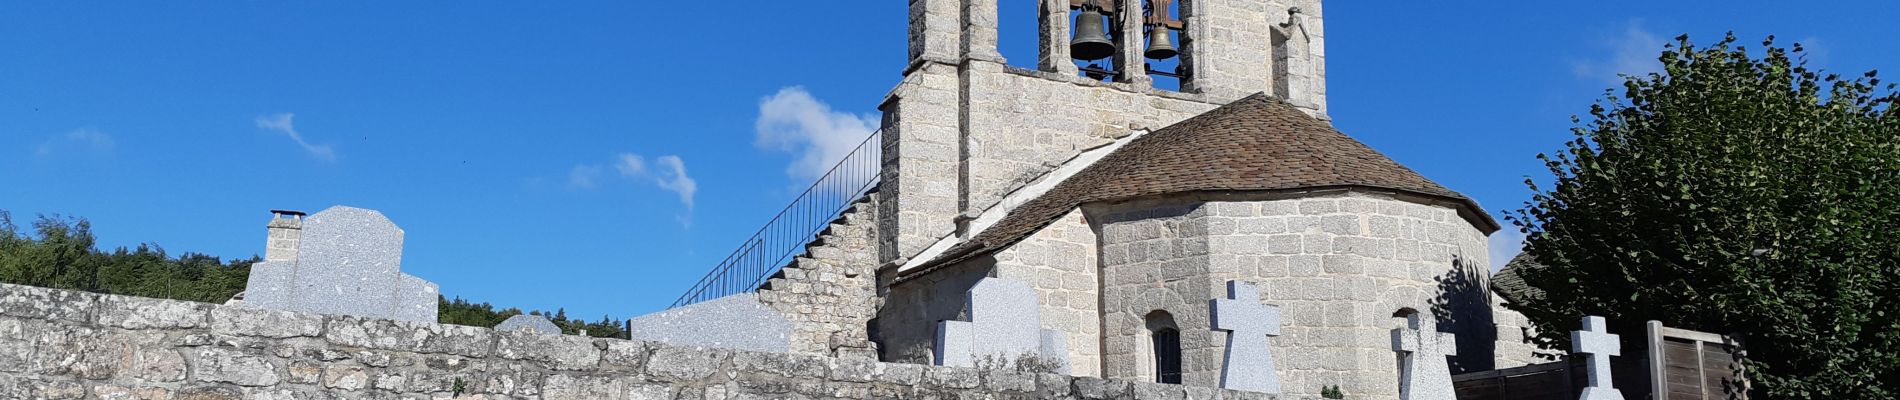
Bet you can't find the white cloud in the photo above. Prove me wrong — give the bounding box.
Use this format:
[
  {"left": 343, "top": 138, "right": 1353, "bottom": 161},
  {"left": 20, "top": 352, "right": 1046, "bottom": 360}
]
[
  {"left": 587, "top": 152, "right": 698, "bottom": 210},
  {"left": 34, "top": 128, "right": 115, "bottom": 158},
  {"left": 568, "top": 165, "right": 603, "bottom": 189},
  {"left": 1572, "top": 20, "right": 1667, "bottom": 85},
  {"left": 255, "top": 113, "right": 336, "bottom": 162},
  {"left": 651, "top": 155, "right": 698, "bottom": 209},
  {"left": 755, "top": 86, "right": 878, "bottom": 182},
  {"left": 615, "top": 153, "right": 647, "bottom": 177},
  {"left": 1488, "top": 229, "right": 1527, "bottom": 272}
]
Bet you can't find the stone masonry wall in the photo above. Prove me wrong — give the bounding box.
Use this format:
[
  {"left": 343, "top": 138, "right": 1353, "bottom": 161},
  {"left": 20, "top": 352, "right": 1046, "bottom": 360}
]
[
  {"left": 961, "top": 66, "right": 1221, "bottom": 214},
  {"left": 1489, "top": 295, "right": 1555, "bottom": 369},
  {"left": 0, "top": 283, "right": 1309, "bottom": 400},
  {"left": 1091, "top": 202, "right": 1223, "bottom": 387},
  {"left": 1199, "top": 192, "right": 1492, "bottom": 399},
  {"left": 1077, "top": 191, "right": 1496, "bottom": 399},
  {"left": 756, "top": 193, "right": 882, "bottom": 360},
  {"left": 872, "top": 259, "right": 990, "bottom": 367},
  {"left": 991, "top": 210, "right": 1103, "bottom": 377}
]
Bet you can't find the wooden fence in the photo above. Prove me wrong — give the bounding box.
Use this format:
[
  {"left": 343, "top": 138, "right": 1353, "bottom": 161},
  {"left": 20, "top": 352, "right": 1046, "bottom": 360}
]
[
  {"left": 1452, "top": 321, "right": 1747, "bottom": 400},
  {"left": 1647, "top": 321, "right": 1749, "bottom": 400}
]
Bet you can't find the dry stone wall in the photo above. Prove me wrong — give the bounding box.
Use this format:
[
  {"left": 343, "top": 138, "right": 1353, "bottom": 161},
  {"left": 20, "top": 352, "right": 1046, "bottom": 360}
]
[{"left": 0, "top": 283, "right": 1305, "bottom": 400}]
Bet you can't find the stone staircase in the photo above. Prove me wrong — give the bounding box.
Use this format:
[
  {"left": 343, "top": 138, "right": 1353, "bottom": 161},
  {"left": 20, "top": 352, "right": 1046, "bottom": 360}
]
[{"left": 754, "top": 189, "right": 882, "bottom": 360}]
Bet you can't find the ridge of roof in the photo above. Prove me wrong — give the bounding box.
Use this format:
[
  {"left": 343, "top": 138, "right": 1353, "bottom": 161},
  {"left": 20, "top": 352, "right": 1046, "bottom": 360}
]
[{"left": 900, "top": 93, "right": 1499, "bottom": 276}]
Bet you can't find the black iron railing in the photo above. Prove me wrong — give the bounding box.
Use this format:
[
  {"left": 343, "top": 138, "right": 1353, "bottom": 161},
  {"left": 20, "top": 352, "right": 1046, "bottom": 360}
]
[{"left": 669, "top": 129, "right": 883, "bottom": 308}]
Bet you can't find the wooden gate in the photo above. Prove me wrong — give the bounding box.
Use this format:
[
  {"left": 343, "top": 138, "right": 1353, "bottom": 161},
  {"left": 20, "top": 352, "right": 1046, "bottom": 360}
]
[{"left": 1646, "top": 321, "right": 1749, "bottom": 400}]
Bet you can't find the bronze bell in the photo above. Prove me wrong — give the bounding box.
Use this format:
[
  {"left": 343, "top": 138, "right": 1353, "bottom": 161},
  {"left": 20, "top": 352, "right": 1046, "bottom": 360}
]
[
  {"left": 1070, "top": 7, "right": 1115, "bottom": 61},
  {"left": 1144, "top": 24, "right": 1177, "bottom": 59}
]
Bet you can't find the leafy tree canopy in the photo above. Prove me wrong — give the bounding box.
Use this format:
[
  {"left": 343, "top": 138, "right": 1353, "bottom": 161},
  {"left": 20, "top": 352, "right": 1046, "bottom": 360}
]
[
  {"left": 0, "top": 211, "right": 627, "bottom": 338},
  {"left": 1508, "top": 34, "right": 1899, "bottom": 398}
]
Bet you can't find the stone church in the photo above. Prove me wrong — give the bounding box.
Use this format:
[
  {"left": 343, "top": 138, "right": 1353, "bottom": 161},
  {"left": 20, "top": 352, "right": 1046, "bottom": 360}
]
[{"left": 708, "top": 0, "right": 1547, "bottom": 398}]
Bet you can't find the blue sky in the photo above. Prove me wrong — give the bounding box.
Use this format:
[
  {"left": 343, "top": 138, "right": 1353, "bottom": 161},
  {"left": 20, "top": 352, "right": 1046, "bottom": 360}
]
[{"left": 4, "top": 1, "right": 1896, "bottom": 320}]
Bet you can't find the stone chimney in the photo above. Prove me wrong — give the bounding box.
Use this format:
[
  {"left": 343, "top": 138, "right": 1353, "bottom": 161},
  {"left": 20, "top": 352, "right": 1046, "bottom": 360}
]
[{"left": 265, "top": 210, "right": 306, "bottom": 261}]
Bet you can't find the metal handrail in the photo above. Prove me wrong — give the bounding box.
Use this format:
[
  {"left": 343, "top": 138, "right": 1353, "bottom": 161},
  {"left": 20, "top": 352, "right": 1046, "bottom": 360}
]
[{"left": 668, "top": 129, "right": 883, "bottom": 308}]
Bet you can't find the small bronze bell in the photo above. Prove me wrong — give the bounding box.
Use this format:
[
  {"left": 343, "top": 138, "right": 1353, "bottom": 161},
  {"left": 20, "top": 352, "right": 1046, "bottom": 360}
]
[
  {"left": 1144, "top": 24, "right": 1177, "bottom": 59},
  {"left": 1070, "top": 7, "right": 1115, "bottom": 61}
]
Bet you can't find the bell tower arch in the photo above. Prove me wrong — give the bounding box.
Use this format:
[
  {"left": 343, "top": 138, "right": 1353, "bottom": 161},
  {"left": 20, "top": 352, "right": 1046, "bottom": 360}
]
[{"left": 879, "top": 0, "right": 1328, "bottom": 262}]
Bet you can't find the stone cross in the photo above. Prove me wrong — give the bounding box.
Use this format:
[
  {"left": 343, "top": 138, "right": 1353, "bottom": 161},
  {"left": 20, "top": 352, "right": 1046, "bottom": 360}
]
[
  {"left": 1572, "top": 316, "right": 1625, "bottom": 400},
  {"left": 936, "top": 277, "right": 1068, "bottom": 371},
  {"left": 1392, "top": 312, "right": 1457, "bottom": 400},
  {"left": 1209, "top": 280, "right": 1282, "bottom": 393}
]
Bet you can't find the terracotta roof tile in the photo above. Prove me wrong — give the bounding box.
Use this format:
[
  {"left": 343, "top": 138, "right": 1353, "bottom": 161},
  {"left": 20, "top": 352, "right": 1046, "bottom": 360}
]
[{"left": 914, "top": 93, "right": 1498, "bottom": 271}]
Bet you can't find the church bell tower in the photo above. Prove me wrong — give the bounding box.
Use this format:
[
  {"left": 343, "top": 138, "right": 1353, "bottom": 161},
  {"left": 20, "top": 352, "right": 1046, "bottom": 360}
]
[{"left": 879, "top": 0, "right": 1330, "bottom": 264}]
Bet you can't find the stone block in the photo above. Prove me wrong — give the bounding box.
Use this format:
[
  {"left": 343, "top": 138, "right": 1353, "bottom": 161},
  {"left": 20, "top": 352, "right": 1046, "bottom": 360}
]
[
  {"left": 29, "top": 327, "right": 123, "bottom": 380},
  {"left": 0, "top": 283, "right": 98, "bottom": 323},
  {"left": 495, "top": 331, "right": 602, "bottom": 371},
  {"left": 128, "top": 348, "right": 188, "bottom": 382},
  {"left": 924, "top": 366, "right": 981, "bottom": 389},
  {"left": 1074, "top": 376, "right": 1133, "bottom": 399},
  {"left": 645, "top": 345, "right": 730, "bottom": 382},
  {"left": 598, "top": 340, "right": 651, "bottom": 370},
  {"left": 193, "top": 347, "right": 281, "bottom": 387},
  {"left": 322, "top": 315, "right": 494, "bottom": 358},
  {"left": 628, "top": 293, "right": 791, "bottom": 353},
  {"left": 96, "top": 295, "right": 212, "bottom": 330}
]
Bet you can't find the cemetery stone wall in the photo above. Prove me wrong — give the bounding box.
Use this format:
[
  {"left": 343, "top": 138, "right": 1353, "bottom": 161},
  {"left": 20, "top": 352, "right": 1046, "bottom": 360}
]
[{"left": 0, "top": 283, "right": 1312, "bottom": 399}]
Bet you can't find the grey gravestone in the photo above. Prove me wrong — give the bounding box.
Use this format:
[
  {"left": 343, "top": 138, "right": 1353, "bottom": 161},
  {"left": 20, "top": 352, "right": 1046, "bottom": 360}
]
[
  {"left": 497, "top": 314, "right": 562, "bottom": 335},
  {"left": 1210, "top": 280, "right": 1282, "bottom": 393},
  {"left": 627, "top": 293, "right": 790, "bottom": 353},
  {"left": 242, "top": 206, "right": 439, "bottom": 323},
  {"left": 1572, "top": 316, "right": 1625, "bottom": 400},
  {"left": 1392, "top": 312, "right": 1457, "bottom": 400},
  {"left": 934, "top": 277, "right": 1069, "bottom": 371},
  {"left": 1039, "top": 330, "right": 1072, "bottom": 375}
]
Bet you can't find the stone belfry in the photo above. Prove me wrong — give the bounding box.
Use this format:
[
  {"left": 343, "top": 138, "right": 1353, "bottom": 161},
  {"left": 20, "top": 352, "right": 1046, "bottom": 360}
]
[{"left": 879, "top": 0, "right": 1329, "bottom": 263}]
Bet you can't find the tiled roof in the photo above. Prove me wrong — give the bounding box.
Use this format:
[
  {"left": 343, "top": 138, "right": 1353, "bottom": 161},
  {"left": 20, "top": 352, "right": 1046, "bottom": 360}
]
[
  {"left": 1491, "top": 253, "right": 1545, "bottom": 305},
  {"left": 912, "top": 93, "right": 1499, "bottom": 271}
]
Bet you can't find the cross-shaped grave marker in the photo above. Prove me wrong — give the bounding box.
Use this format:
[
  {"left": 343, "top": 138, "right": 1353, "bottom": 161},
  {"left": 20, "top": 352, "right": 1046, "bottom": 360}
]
[
  {"left": 1572, "top": 315, "right": 1625, "bottom": 400},
  {"left": 1210, "top": 280, "right": 1282, "bottom": 393},
  {"left": 1392, "top": 312, "right": 1457, "bottom": 400}
]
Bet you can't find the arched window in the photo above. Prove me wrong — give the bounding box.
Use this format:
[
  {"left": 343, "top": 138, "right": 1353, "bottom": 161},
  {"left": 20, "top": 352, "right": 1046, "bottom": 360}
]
[
  {"left": 1153, "top": 328, "right": 1182, "bottom": 384},
  {"left": 1146, "top": 310, "right": 1182, "bottom": 384}
]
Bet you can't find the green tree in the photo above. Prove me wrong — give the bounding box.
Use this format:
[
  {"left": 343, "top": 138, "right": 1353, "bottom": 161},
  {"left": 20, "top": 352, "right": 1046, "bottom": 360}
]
[{"left": 1508, "top": 34, "right": 1899, "bottom": 398}]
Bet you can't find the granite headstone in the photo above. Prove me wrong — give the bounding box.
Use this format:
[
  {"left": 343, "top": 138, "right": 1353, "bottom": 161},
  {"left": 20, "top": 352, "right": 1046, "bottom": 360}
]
[
  {"left": 497, "top": 314, "right": 562, "bottom": 336},
  {"left": 627, "top": 293, "right": 791, "bottom": 353},
  {"left": 241, "top": 206, "right": 440, "bottom": 323},
  {"left": 934, "top": 277, "right": 1069, "bottom": 371}
]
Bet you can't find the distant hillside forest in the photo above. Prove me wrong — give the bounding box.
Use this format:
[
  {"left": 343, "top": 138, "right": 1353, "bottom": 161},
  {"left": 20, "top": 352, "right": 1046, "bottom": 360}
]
[{"left": 0, "top": 211, "right": 627, "bottom": 338}]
